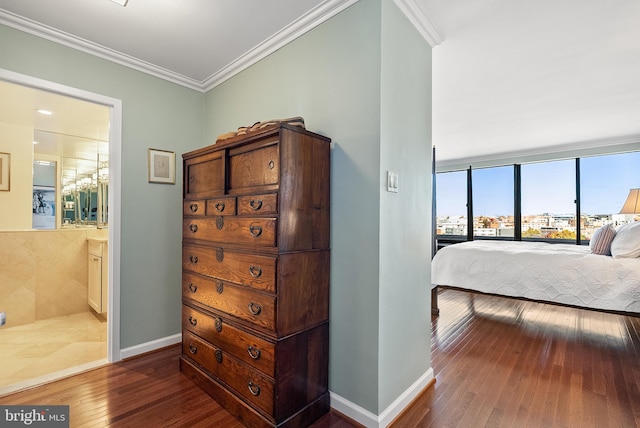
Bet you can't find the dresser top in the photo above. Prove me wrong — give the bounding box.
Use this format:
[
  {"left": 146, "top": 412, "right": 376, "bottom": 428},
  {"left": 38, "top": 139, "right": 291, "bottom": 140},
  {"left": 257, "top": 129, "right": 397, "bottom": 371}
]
[{"left": 183, "top": 122, "right": 330, "bottom": 160}]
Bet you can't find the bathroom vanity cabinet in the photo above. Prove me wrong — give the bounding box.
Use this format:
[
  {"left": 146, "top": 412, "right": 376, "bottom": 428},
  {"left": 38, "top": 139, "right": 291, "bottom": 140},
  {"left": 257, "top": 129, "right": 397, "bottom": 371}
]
[{"left": 88, "top": 238, "right": 108, "bottom": 315}]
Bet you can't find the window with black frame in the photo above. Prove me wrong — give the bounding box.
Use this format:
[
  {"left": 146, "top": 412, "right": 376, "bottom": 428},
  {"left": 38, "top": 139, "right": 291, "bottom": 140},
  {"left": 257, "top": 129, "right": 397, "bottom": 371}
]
[
  {"left": 435, "top": 170, "right": 467, "bottom": 240},
  {"left": 520, "top": 159, "right": 578, "bottom": 241},
  {"left": 472, "top": 165, "right": 514, "bottom": 239},
  {"left": 435, "top": 150, "right": 640, "bottom": 245},
  {"left": 581, "top": 151, "right": 640, "bottom": 239}
]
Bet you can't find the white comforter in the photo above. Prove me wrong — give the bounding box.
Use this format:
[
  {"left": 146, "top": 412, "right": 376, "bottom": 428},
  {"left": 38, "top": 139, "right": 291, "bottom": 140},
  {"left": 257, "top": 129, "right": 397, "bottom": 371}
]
[{"left": 431, "top": 240, "right": 640, "bottom": 313}]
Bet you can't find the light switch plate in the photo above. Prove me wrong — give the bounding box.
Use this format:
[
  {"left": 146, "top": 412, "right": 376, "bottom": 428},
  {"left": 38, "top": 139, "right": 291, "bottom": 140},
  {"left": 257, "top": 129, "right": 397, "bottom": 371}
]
[{"left": 387, "top": 171, "right": 398, "bottom": 193}]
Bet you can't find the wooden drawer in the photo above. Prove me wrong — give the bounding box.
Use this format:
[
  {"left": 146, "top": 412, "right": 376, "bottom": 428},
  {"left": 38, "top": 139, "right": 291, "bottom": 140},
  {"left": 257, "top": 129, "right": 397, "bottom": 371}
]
[
  {"left": 228, "top": 141, "right": 279, "bottom": 192},
  {"left": 183, "top": 272, "right": 276, "bottom": 331},
  {"left": 184, "top": 151, "right": 224, "bottom": 198},
  {"left": 183, "top": 217, "right": 277, "bottom": 247},
  {"left": 183, "top": 330, "right": 275, "bottom": 417},
  {"left": 206, "top": 197, "right": 236, "bottom": 216},
  {"left": 237, "top": 193, "right": 278, "bottom": 216},
  {"left": 182, "top": 305, "right": 275, "bottom": 376},
  {"left": 183, "top": 200, "right": 206, "bottom": 216},
  {"left": 183, "top": 245, "right": 276, "bottom": 293}
]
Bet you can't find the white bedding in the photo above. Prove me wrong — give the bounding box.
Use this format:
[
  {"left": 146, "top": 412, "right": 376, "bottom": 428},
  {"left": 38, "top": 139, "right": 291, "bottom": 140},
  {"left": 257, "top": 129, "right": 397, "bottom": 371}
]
[{"left": 431, "top": 240, "right": 640, "bottom": 313}]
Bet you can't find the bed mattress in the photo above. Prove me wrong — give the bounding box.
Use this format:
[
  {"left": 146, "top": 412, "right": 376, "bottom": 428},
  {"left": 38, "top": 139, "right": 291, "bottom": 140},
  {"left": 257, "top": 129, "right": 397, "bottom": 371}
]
[{"left": 431, "top": 240, "right": 640, "bottom": 313}]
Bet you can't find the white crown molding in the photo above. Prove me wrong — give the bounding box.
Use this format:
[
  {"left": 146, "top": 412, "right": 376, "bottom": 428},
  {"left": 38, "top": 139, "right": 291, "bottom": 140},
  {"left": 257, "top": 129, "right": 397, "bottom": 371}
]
[
  {"left": 393, "top": 0, "right": 444, "bottom": 47},
  {"left": 201, "top": 0, "right": 360, "bottom": 91},
  {"left": 0, "top": 1, "right": 360, "bottom": 93},
  {"left": 0, "top": 9, "right": 204, "bottom": 91}
]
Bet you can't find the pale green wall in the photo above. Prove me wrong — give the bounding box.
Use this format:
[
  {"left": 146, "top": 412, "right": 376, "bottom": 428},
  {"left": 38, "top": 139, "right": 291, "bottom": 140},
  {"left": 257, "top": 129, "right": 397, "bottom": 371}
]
[
  {"left": 378, "top": 0, "right": 432, "bottom": 410},
  {"left": 0, "top": 24, "right": 205, "bottom": 348},
  {"left": 205, "top": 0, "right": 384, "bottom": 412},
  {"left": 205, "top": 0, "right": 433, "bottom": 414}
]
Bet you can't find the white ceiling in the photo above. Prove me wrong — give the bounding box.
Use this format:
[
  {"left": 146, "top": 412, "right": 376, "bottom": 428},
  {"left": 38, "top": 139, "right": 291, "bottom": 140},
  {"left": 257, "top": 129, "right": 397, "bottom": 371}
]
[
  {"left": 1, "top": 0, "right": 639, "bottom": 164},
  {"left": 425, "top": 0, "right": 640, "bottom": 163},
  {"left": 0, "top": 0, "right": 355, "bottom": 90}
]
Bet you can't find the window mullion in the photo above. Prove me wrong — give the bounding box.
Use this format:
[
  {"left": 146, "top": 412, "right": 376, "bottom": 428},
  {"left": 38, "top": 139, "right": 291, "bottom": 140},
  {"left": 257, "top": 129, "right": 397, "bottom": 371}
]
[{"left": 514, "top": 164, "right": 521, "bottom": 241}]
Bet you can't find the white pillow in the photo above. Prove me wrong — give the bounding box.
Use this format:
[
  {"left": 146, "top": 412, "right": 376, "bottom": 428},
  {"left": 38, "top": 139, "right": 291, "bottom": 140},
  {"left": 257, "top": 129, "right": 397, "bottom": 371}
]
[
  {"left": 610, "top": 222, "right": 640, "bottom": 258},
  {"left": 589, "top": 224, "right": 616, "bottom": 256}
]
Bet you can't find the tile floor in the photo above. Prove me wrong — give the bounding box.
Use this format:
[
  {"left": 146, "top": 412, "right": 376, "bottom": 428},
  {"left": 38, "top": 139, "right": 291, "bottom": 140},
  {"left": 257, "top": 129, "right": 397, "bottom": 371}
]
[{"left": 0, "top": 311, "right": 107, "bottom": 395}]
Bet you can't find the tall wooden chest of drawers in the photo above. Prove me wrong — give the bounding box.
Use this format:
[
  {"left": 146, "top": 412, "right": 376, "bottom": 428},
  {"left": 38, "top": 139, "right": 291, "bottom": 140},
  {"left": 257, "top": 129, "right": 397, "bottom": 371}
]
[{"left": 180, "top": 123, "right": 331, "bottom": 427}]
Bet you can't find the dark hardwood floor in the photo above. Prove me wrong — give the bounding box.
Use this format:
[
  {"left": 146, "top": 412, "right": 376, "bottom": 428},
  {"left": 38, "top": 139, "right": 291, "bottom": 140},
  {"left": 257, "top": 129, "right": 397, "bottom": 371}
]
[
  {"left": 398, "top": 287, "right": 640, "bottom": 427},
  {"left": 2, "top": 288, "right": 639, "bottom": 427}
]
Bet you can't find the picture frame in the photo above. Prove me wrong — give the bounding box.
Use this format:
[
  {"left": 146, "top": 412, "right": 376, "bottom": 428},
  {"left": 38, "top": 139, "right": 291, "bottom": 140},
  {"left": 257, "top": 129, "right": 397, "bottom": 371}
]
[
  {"left": 0, "top": 152, "right": 10, "bottom": 191},
  {"left": 148, "top": 148, "right": 175, "bottom": 184}
]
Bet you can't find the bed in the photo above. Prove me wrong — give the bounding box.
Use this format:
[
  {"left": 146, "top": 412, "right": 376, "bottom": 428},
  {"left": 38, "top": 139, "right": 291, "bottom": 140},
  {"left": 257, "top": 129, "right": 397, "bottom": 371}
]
[{"left": 431, "top": 239, "right": 640, "bottom": 314}]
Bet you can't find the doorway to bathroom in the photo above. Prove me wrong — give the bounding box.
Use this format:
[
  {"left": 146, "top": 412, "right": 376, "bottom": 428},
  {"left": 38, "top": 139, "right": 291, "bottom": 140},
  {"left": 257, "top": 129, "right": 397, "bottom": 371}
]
[{"left": 0, "top": 69, "right": 122, "bottom": 395}]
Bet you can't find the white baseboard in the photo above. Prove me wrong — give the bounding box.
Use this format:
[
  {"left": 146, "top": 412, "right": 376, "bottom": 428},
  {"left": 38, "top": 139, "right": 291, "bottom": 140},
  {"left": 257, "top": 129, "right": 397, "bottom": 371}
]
[
  {"left": 120, "top": 333, "right": 182, "bottom": 359},
  {"left": 330, "top": 367, "right": 434, "bottom": 428},
  {"left": 330, "top": 393, "right": 380, "bottom": 427},
  {"left": 121, "top": 336, "right": 432, "bottom": 427}
]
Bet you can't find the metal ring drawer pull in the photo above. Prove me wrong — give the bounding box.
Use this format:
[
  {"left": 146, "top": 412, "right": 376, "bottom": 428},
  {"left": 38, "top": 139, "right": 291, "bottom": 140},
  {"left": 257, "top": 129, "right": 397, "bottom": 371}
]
[
  {"left": 249, "top": 225, "right": 262, "bottom": 237},
  {"left": 189, "top": 256, "right": 198, "bottom": 264},
  {"left": 249, "top": 265, "right": 262, "bottom": 278},
  {"left": 189, "top": 203, "right": 198, "bottom": 213},
  {"left": 189, "top": 175, "right": 195, "bottom": 183},
  {"left": 268, "top": 160, "right": 275, "bottom": 169},
  {"left": 215, "top": 349, "right": 223, "bottom": 364},
  {"left": 247, "top": 346, "right": 261, "bottom": 360},
  {"left": 214, "top": 317, "right": 222, "bottom": 333},
  {"left": 216, "top": 280, "right": 224, "bottom": 294},
  {"left": 248, "top": 381, "right": 261, "bottom": 396},
  {"left": 250, "top": 199, "right": 263, "bottom": 210},
  {"left": 215, "top": 202, "right": 225, "bottom": 212},
  {"left": 188, "top": 344, "right": 197, "bottom": 354},
  {"left": 188, "top": 316, "right": 197, "bottom": 326},
  {"left": 189, "top": 224, "right": 198, "bottom": 233},
  {"left": 248, "top": 303, "right": 262, "bottom": 316},
  {"left": 188, "top": 283, "right": 197, "bottom": 293}
]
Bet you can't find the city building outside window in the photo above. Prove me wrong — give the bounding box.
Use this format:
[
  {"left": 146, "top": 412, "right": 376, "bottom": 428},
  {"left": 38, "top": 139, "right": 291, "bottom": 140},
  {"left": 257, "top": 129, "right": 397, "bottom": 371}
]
[
  {"left": 436, "top": 170, "right": 467, "bottom": 237},
  {"left": 521, "top": 159, "right": 577, "bottom": 241},
  {"left": 472, "top": 166, "right": 514, "bottom": 238}
]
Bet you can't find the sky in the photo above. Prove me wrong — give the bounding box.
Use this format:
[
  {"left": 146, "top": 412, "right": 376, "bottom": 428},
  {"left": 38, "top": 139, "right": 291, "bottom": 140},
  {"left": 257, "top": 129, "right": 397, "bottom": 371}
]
[{"left": 437, "top": 152, "right": 640, "bottom": 217}]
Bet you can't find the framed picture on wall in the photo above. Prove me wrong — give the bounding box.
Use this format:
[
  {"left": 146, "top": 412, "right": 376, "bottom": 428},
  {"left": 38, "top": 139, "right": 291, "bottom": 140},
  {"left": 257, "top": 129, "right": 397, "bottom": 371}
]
[
  {"left": 148, "top": 148, "right": 175, "bottom": 184},
  {"left": 0, "top": 152, "right": 10, "bottom": 191}
]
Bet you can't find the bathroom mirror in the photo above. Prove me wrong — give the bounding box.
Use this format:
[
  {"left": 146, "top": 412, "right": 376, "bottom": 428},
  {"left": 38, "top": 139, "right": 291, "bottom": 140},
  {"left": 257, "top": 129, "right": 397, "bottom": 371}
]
[{"left": 35, "top": 130, "right": 109, "bottom": 228}]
